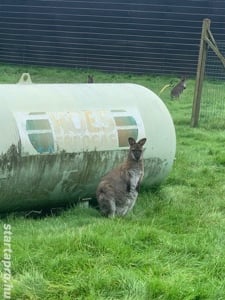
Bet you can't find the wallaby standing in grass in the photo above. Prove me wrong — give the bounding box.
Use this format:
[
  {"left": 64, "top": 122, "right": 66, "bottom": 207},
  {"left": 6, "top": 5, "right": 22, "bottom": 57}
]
[
  {"left": 96, "top": 137, "right": 147, "bottom": 218},
  {"left": 87, "top": 75, "right": 94, "bottom": 83},
  {"left": 170, "top": 77, "right": 186, "bottom": 99}
]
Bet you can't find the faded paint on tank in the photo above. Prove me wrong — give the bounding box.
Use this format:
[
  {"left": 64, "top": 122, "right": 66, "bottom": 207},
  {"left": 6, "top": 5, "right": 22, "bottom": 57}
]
[
  {"left": 13, "top": 109, "right": 145, "bottom": 154},
  {"left": 0, "top": 83, "right": 176, "bottom": 212}
]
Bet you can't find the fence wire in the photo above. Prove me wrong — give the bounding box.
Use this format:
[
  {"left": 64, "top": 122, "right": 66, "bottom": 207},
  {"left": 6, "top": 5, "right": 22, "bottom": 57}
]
[
  {"left": 0, "top": 1, "right": 225, "bottom": 75},
  {"left": 200, "top": 43, "right": 225, "bottom": 128}
]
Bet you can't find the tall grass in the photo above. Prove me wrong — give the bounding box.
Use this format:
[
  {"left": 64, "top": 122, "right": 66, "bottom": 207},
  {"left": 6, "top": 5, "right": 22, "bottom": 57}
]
[{"left": 0, "top": 65, "right": 225, "bottom": 299}]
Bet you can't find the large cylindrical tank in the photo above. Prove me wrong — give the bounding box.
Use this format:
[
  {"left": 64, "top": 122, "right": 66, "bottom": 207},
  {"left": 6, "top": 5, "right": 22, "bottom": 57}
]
[{"left": 0, "top": 81, "right": 176, "bottom": 212}]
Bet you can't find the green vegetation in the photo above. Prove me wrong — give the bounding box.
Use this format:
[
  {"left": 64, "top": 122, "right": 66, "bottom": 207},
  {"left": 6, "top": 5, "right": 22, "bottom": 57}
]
[{"left": 0, "top": 65, "right": 225, "bottom": 299}]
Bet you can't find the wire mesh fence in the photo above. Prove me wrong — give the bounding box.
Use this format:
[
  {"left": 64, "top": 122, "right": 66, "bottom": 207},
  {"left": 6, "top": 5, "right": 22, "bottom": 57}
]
[
  {"left": 1, "top": 0, "right": 225, "bottom": 76},
  {"left": 200, "top": 43, "right": 225, "bottom": 128}
]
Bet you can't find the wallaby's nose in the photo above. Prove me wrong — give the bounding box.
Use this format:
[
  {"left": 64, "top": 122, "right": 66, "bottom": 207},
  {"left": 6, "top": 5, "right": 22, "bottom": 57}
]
[{"left": 133, "top": 150, "right": 141, "bottom": 160}]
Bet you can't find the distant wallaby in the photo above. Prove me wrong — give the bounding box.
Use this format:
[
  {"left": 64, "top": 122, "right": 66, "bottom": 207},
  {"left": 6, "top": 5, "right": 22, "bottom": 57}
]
[
  {"left": 87, "top": 75, "right": 94, "bottom": 83},
  {"left": 96, "top": 137, "right": 147, "bottom": 218},
  {"left": 170, "top": 77, "right": 186, "bottom": 99}
]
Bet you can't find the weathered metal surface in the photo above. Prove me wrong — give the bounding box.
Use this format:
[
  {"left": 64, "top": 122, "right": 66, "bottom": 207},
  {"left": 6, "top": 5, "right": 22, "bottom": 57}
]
[{"left": 0, "top": 83, "right": 176, "bottom": 212}]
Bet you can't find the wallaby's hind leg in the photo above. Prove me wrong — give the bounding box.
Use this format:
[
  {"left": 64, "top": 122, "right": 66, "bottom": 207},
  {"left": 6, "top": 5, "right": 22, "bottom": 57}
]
[
  {"left": 127, "top": 193, "right": 138, "bottom": 214},
  {"left": 98, "top": 193, "right": 116, "bottom": 218},
  {"left": 116, "top": 205, "right": 129, "bottom": 217},
  {"left": 115, "top": 191, "right": 138, "bottom": 216}
]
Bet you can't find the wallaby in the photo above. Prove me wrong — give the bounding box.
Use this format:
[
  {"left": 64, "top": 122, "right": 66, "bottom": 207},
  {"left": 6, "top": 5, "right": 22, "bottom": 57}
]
[
  {"left": 96, "top": 137, "right": 147, "bottom": 218},
  {"left": 87, "top": 75, "right": 94, "bottom": 83},
  {"left": 170, "top": 77, "right": 186, "bottom": 99}
]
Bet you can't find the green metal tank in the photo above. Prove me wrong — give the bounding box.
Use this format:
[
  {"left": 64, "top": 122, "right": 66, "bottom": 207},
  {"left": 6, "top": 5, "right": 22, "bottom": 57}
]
[{"left": 0, "top": 76, "right": 176, "bottom": 212}]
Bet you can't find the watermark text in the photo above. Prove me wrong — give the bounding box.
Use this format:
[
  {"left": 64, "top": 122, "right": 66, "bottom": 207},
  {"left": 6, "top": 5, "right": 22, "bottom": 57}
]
[{"left": 2, "top": 223, "right": 13, "bottom": 299}]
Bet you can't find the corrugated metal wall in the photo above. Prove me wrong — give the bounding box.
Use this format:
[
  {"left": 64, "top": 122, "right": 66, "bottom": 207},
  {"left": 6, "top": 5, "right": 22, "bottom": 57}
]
[{"left": 0, "top": 0, "right": 224, "bottom": 75}]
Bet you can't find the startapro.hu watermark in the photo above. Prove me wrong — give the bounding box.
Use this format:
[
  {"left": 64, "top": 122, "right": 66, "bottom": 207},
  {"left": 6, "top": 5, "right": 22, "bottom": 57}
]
[{"left": 2, "top": 223, "right": 13, "bottom": 299}]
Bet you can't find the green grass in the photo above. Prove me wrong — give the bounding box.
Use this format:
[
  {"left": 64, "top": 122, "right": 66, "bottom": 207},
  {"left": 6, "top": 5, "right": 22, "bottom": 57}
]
[{"left": 1, "top": 64, "right": 225, "bottom": 299}]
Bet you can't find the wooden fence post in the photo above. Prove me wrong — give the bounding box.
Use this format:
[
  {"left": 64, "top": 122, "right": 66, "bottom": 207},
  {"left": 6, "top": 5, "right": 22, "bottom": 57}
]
[{"left": 191, "top": 19, "right": 210, "bottom": 127}]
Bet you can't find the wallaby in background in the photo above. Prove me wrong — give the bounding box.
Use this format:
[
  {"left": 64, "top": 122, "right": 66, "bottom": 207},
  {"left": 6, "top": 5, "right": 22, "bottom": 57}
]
[
  {"left": 170, "top": 77, "right": 186, "bottom": 99},
  {"left": 96, "top": 137, "right": 147, "bottom": 218},
  {"left": 87, "top": 75, "right": 94, "bottom": 83}
]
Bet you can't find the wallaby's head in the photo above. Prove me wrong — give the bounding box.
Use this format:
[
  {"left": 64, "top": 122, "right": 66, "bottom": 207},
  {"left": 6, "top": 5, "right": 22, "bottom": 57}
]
[
  {"left": 87, "top": 75, "right": 94, "bottom": 83},
  {"left": 128, "top": 137, "right": 147, "bottom": 161}
]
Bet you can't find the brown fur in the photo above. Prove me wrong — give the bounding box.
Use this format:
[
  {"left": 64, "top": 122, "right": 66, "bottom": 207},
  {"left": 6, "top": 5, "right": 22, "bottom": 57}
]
[
  {"left": 87, "top": 75, "right": 94, "bottom": 83},
  {"left": 170, "top": 77, "right": 186, "bottom": 99},
  {"left": 96, "top": 137, "right": 147, "bottom": 217}
]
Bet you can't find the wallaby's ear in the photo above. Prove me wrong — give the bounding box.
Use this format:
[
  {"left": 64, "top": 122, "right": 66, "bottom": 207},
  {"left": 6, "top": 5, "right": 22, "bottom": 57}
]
[
  {"left": 128, "top": 137, "right": 136, "bottom": 146},
  {"left": 138, "top": 138, "right": 147, "bottom": 146}
]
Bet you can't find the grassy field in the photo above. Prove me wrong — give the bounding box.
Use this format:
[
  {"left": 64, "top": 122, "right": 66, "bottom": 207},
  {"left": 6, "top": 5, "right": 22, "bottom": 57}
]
[{"left": 0, "top": 65, "right": 225, "bottom": 299}]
